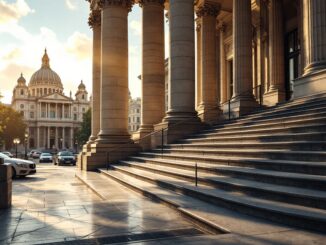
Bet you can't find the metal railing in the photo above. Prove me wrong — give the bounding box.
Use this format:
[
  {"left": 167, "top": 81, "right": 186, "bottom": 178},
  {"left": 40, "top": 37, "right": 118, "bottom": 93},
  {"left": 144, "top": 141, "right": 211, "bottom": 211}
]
[{"left": 104, "top": 84, "right": 264, "bottom": 186}]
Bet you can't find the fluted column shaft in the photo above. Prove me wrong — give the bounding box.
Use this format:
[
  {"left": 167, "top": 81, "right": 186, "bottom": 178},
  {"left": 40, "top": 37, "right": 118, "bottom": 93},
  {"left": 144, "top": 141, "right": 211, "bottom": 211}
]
[
  {"left": 219, "top": 24, "right": 227, "bottom": 103},
  {"left": 268, "top": 0, "right": 285, "bottom": 91},
  {"left": 88, "top": 10, "right": 101, "bottom": 142},
  {"left": 139, "top": 0, "right": 165, "bottom": 133},
  {"left": 164, "top": 0, "right": 198, "bottom": 122},
  {"left": 303, "top": 0, "right": 326, "bottom": 74},
  {"left": 196, "top": 18, "right": 202, "bottom": 109},
  {"left": 97, "top": 0, "right": 132, "bottom": 143},
  {"left": 233, "top": 0, "right": 253, "bottom": 98},
  {"left": 47, "top": 127, "right": 50, "bottom": 149},
  {"left": 197, "top": 3, "right": 220, "bottom": 111}
]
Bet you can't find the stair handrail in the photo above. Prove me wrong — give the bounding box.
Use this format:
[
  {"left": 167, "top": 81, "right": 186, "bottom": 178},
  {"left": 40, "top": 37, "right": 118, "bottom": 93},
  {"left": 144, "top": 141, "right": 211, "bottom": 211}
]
[{"left": 103, "top": 84, "right": 263, "bottom": 170}]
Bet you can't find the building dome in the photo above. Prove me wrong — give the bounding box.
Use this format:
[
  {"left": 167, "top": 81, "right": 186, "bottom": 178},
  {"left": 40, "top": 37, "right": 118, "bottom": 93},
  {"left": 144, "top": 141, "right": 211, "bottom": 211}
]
[
  {"left": 29, "top": 49, "right": 63, "bottom": 90},
  {"left": 78, "top": 80, "right": 86, "bottom": 90},
  {"left": 17, "top": 73, "right": 26, "bottom": 86}
]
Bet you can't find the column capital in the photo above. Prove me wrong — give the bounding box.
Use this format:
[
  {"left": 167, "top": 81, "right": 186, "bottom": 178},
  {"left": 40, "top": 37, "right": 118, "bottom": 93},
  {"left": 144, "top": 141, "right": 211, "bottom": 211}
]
[
  {"left": 196, "top": 2, "right": 221, "bottom": 18},
  {"left": 139, "top": 0, "right": 165, "bottom": 7},
  {"left": 88, "top": 9, "right": 101, "bottom": 28},
  {"left": 98, "top": 0, "right": 133, "bottom": 11}
]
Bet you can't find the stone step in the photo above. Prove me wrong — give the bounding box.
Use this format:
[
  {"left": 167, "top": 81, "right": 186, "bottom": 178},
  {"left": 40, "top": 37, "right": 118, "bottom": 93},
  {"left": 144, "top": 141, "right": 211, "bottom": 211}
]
[
  {"left": 167, "top": 141, "right": 326, "bottom": 151},
  {"left": 99, "top": 167, "right": 326, "bottom": 232},
  {"left": 130, "top": 156, "right": 326, "bottom": 190},
  {"left": 179, "top": 131, "right": 326, "bottom": 144},
  {"left": 219, "top": 98, "right": 326, "bottom": 126},
  {"left": 188, "top": 123, "right": 325, "bottom": 140},
  {"left": 118, "top": 160, "right": 326, "bottom": 209},
  {"left": 201, "top": 113, "right": 326, "bottom": 135},
  {"left": 152, "top": 148, "right": 326, "bottom": 162},
  {"left": 139, "top": 152, "right": 326, "bottom": 176}
]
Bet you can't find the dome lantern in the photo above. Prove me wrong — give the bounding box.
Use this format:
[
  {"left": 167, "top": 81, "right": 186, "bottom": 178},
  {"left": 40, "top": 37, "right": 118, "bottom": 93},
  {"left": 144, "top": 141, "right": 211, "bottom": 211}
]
[{"left": 17, "top": 73, "right": 26, "bottom": 85}]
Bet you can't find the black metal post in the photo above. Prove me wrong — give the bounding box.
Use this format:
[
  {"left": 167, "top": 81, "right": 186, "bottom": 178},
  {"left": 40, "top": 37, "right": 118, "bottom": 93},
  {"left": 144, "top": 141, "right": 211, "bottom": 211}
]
[
  {"left": 260, "top": 85, "right": 263, "bottom": 106},
  {"left": 195, "top": 163, "right": 198, "bottom": 187},
  {"left": 161, "top": 129, "right": 164, "bottom": 158},
  {"left": 15, "top": 144, "right": 18, "bottom": 158}
]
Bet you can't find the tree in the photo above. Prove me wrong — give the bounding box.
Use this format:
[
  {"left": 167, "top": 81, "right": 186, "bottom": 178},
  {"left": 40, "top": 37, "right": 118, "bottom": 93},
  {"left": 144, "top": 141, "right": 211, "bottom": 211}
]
[
  {"left": 0, "top": 104, "right": 27, "bottom": 150},
  {"left": 76, "top": 108, "right": 91, "bottom": 146}
]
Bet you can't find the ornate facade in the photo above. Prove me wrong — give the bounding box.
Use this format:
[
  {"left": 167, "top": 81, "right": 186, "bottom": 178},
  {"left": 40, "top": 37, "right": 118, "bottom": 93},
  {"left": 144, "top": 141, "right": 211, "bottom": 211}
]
[
  {"left": 81, "top": 0, "right": 326, "bottom": 170},
  {"left": 11, "top": 50, "right": 90, "bottom": 150}
]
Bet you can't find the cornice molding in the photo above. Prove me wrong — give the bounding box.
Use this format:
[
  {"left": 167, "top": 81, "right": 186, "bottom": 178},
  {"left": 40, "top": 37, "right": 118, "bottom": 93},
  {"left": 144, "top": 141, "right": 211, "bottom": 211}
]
[{"left": 98, "top": 0, "right": 134, "bottom": 11}]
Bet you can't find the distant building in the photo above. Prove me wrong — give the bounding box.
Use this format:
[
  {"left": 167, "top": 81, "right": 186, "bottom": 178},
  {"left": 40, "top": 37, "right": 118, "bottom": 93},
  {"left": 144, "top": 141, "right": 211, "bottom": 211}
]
[
  {"left": 128, "top": 96, "right": 141, "bottom": 133},
  {"left": 11, "top": 49, "right": 90, "bottom": 150}
]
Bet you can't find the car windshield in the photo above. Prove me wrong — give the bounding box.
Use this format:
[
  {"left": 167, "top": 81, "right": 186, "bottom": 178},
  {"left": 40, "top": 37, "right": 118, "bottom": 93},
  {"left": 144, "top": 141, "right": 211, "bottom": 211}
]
[
  {"left": 41, "top": 153, "right": 51, "bottom": 156},
  {"left": 60, "top": 152, "right": 73, "bottom": 156},
  {"left": 0, "top": 153, "right": 10, "bottom": 159}
]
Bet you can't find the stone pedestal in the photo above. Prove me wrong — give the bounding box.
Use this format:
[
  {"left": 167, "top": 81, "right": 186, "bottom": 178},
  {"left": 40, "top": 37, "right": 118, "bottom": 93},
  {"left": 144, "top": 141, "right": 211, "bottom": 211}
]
[
  {"left": 81, "top": 143, "right": 140, "bottom": 171},
  {"left": 0, "top": 165, "right": 12, "bottom": 209}
]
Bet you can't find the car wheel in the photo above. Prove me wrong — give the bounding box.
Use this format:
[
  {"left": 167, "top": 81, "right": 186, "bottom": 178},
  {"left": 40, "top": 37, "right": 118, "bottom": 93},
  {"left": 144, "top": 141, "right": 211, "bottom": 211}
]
[{"left": 11, "top": 167, "right": 16, "bottom": 179}]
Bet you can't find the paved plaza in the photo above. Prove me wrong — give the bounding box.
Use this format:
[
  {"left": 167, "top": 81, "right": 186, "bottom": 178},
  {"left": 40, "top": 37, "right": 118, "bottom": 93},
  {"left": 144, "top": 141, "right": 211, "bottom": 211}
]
[{"left": 0, "top": 163, "right": 200, "bottom": 244}]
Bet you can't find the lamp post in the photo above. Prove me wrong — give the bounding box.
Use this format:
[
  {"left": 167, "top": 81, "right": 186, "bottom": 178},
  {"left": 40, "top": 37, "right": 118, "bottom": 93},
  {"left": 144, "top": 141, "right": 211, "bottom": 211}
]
[
  {"left": 24, "top": 133, "right": 29, "bottom": 160},
  {"left": 13, "top": 138, "right": 20, "bottom": 158},
  {"left": 74, "top": 140, "right": 78, "bottom": 153},
  {"left": 60, "top": 138, "right": 63, "bottom": 150}
]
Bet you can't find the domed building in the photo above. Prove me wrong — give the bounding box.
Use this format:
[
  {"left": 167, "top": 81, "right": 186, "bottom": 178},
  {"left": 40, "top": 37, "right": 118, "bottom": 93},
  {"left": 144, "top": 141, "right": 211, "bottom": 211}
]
[{"left": 11, "top": 50, "right": 90, "bottom": 150}]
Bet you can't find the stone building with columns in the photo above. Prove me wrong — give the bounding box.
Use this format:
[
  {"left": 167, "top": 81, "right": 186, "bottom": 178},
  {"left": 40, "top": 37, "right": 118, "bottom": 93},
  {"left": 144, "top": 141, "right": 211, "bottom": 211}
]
[
  {"left": 11, "top": 50, "right": 90, "bottom": 151},
  {"left": 81, "top": 0, "right": 326, "bottom": 171}
]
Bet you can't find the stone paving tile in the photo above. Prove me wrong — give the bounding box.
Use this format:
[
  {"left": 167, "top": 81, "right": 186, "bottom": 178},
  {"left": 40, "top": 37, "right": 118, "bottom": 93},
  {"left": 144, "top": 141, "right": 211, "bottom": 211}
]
[{"left": 0, "top": 163, "right": 195, "bottom": 245}]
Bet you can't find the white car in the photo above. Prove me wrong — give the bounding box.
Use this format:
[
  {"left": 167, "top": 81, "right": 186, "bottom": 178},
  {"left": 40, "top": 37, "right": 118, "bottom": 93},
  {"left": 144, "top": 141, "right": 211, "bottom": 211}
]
[
  {"left": 0, "top": 151, "right": 13, "bottom": 158},
  {"left": 39, "top": 153, "right": 53, "bottom": 163},
  {"left": 0, "top": 152, "right": 36, "bottom": 178}
]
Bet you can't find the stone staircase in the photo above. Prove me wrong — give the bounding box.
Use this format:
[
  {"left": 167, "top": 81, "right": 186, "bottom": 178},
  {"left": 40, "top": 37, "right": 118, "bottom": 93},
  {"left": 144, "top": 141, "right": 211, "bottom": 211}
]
[{"left": 98, "top": 93, "right": 326, "bottom": 233}]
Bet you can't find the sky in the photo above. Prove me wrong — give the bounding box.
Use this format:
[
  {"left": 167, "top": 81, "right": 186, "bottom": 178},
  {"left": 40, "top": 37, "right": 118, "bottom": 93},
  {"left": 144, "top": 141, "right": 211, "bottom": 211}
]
[{"left": 0, "top": 0, "right": 164, "bottom": 104}]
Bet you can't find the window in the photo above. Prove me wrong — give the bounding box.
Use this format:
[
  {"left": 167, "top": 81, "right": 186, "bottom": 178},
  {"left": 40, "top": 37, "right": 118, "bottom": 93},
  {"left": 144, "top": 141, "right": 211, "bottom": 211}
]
[
  {"left": 137, "top": 117, "right": 140, "bottom": 123},
  {"left": 82, "top": 108, "right": 85, "bottom": 112},
  {"left": 137, "top": 109, "right": 139, "bottom": 113},
  {"left": 20, "top": 104, "right": 24, "bottom": 109},
  {"left": 30, "top": 112, "right": 34, "bottom": 119},
  {"left": 82, "top": 94, "right": 85, "bottom": 100},
  {"left": 30, "top": 105, "right": 34, "bottom": 109},
  {"left": 20, "top": 111, "right": 24, "bottom": 116},
  {"left": 74, "top": 107, "right": 77, "bottom": 111},
  {"left": 20, "top": 89, "right": 24, "bottom": 95},
  {"left": 74, "top": 114, "right": 77, "bottom": 120}
]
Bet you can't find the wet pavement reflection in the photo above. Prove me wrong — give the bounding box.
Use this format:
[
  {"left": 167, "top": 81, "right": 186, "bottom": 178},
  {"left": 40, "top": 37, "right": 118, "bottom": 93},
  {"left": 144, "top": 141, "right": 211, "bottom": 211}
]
[{"left": 0, "top": 163, "right": 194, "bottom": 244}]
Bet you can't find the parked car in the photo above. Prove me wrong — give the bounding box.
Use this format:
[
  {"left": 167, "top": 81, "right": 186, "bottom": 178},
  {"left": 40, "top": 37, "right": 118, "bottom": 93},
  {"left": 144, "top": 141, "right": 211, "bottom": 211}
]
[
  {"left": 0, "top": 151, "right": 13, "bottom": 158},
  {"left": 54, "top": 151, "right": 76, "bottom": 166},
  {"left": 0, "top": 152, "right": 36, "bottom": 178},
  {"left": 27, "top": 150, "right": 38, "bottom": 158},
  {"left": 32, "top": 151, "right": 42, "bottom": 159},
  {"left": 39, "top": 153, "right": 53, "bottom": 163}
]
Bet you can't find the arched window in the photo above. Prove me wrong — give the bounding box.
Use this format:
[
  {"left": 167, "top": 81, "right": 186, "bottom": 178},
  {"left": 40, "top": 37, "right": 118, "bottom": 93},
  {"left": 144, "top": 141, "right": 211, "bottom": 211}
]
[
  {"left": 82, "top": 94, "right": 85, "bottom": 100},
  {"left": 20, "top": 89, "right": 24, "bottom": 95}
]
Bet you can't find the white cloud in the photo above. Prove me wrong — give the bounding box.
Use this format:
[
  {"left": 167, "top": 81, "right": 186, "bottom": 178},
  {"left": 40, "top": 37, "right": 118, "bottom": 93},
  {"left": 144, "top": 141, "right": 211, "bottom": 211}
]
[
  {"left": 130, "top": 20, "right": 141, "bottom": 36},
  {"left": 65, "top": 32, "right": 92, "bottom": 60},
  {"left": 65, "top": 0, "right": 78, "bottom": 10},
  {"left": 0, "top": 0, "right": 34, "bottom": 24}
]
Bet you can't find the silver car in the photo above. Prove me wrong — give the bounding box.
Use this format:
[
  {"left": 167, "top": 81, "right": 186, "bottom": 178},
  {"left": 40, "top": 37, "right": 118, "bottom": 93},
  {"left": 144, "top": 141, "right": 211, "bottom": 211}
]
[{"left": 0, "top": 152, "right": 36, "bottom": 178}]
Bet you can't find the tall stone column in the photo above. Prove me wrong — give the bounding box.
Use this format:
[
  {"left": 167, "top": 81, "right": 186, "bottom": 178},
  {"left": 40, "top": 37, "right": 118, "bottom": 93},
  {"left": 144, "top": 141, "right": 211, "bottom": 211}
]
[
  {"left": 164, "top": 0, "right": 198, "bottom": 122},
  {"left": 96, "top": 0, "right": 132, "bottom": 144},
  {"left": 36, "top": 127, "right": 40, "bottom": 149},
  {"left": 196, "top": 2, "right": 222, "bottom": 123},
  {"left": 219, "top": 23, "right": 227, "bottom": 104},
  {"left": 196, "top": 18, "right": 202, "bottom": 109},
  {"left": 47, "top": 127, "right": 50, "bottom": 149},
  {"left": 153, "top": 0, "right": 202, "bottom": 146},
  {"left": 264, "top": 0, "right": 285, "bottom": 105},
  {"left": 139, "top": 0, "right": 165, "bottom": 138},
  {"left": 294, "top": 0, "right": 326, "bottom": 97},
  {"left": 230, "top": 0, "right": 258, "bottom": 117},
  {"left": 83, "top": 0, "right": 140, "bottom": 171},
  {"left": 70, "top": 127, "right": 73, "bottom": 149},
  {"left": 55, "top": 127, "right": 58, "bottom": 149},
  {"left": 88, "top": 9, "right": 101, "bottom": 143},
  {"left": 303, "top": 0, "right": 326, "bottom": 74},
  {"left": 62, "top": 127, "right": 65, "bottom": 149}
]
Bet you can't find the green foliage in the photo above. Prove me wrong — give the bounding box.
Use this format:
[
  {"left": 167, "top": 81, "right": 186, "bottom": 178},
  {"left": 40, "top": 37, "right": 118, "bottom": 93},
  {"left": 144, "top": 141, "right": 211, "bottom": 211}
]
[
  {"left": 76, "top": 108, "right": 91, "bottom": 146},
  {"left": 0, "top": 104, "right": 27, "bottom": 149}
]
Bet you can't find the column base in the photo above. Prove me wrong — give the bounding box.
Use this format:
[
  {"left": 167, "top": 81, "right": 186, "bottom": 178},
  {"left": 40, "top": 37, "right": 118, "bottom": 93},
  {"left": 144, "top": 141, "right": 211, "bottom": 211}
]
[
  {"left": 138, "top": 127, "right": 154, "bottom": 151},
  {"left": 197, "top": 104, "right": 223, "bottom": 125},
  {"left": 294, "top": 69, "right": 326, "bottom": 98},
  {"left": 152, "top": 120, "right": 207, "bottom": 149},
  {"left": 223, "top": 95, "right": 259, "bottom": 119},
  {"left": 80, "top": 142, "right": 141, "bottom": 171},
  {"left": 263, "top": 89, "right": 286, "bottom": 106}
]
